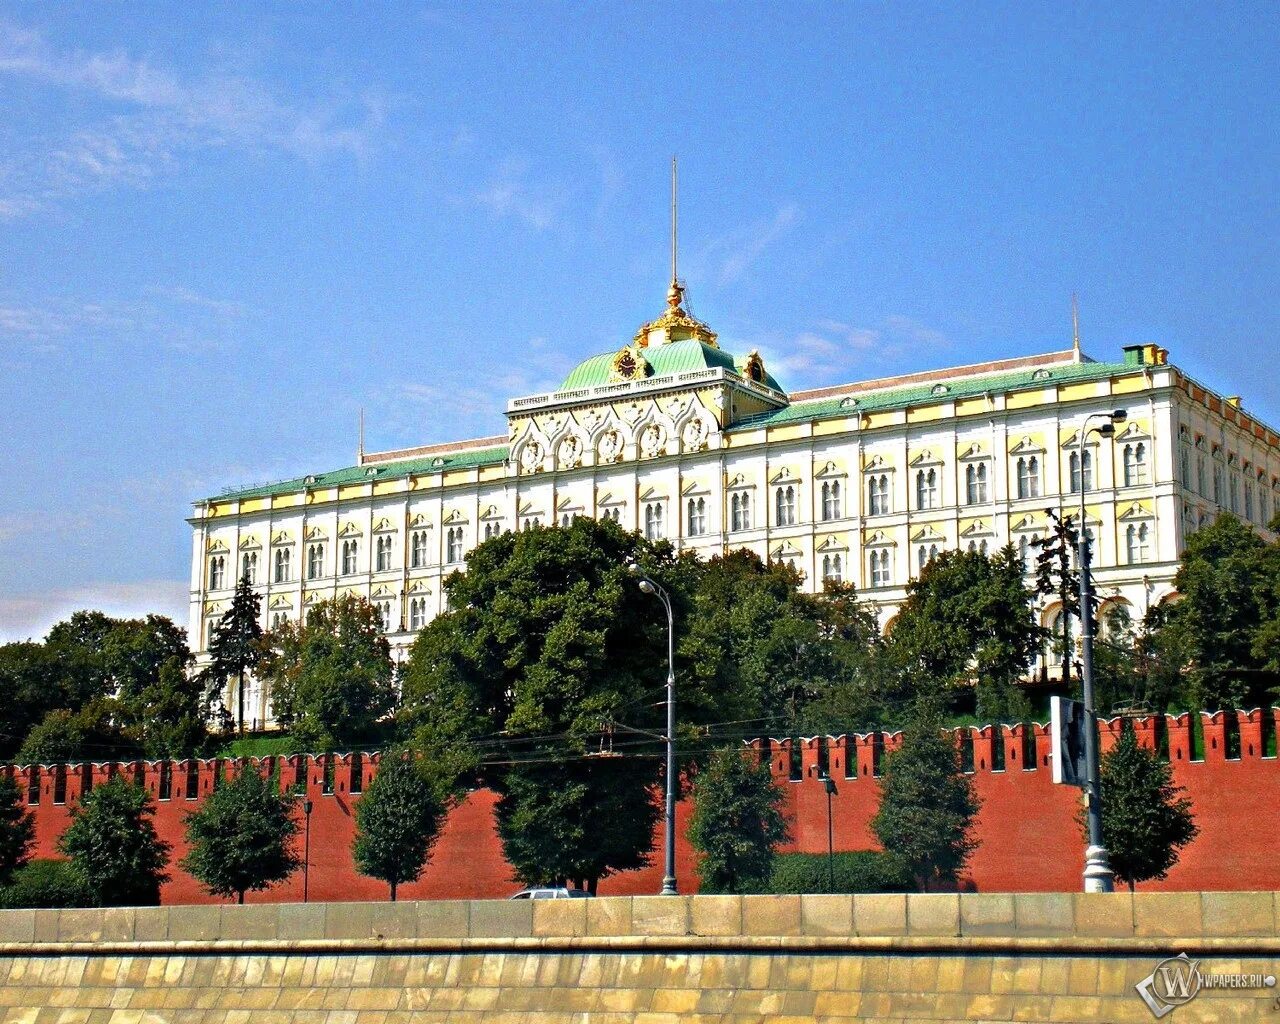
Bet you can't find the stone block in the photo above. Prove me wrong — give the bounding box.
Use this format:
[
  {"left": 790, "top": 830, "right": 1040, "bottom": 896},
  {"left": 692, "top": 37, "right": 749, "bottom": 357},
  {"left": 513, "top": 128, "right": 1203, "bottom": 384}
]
[
  {"left": 1072, "top": 893, "right": 1134, "bottom": 937},
  {"left": 468, "top": 898, "right": 533, "bottom": 938},
  {"left": 276, "top": 902, "right": 325, "bottom": 940},
  {"left": 1203, "top": 892, "right": 1275, "bottom": 936},
  {"left": 632, "top": 896, "right": 689, "bottom": 936},
  {"left": 907, "top": 893, "right": 959, "bottom": 936},
  {"left": 166, "top": 905, "right": 222, "bottom": 941},
  {"left": 415, "top": 900, "right": 469, "bottom": 938},
  {"left": 799, "top": 894, "right": 852, "bottom": 937},
  {"left": 853, "top": 893, "right": 907, "bottom": 936},
  {"left": 1132, "top": 892, "right": 1202, "bottom": 938},
  {"left": 586, "top": 896, "right": 632, "bottom": 936},
  {"left": 532, "top": 897, "right": 588, "bottom": 937},
  {"left": 132, "top": 907, "right": 169, "bottom": 942},
  {"left": 0, "top": 910, "right": 36, "bottom": 944},
  {"left": 1012, "top": 892, "right": 1074, "bottom": 936},
  {"left": 689, "top": 895, "right": 742, "bottom": 937},
  {"left": 220, "top": 904, "right": 278, "bottom": 940},
  {"left": 32, "top": 909, "right": 60, "bottom": 943},
  {"left": 323, "top": 902, "right": 378, "bottom": 940},
  {"left": 367, "top": 902, "right": 417, "bottom": 940},
  {"left": 959, "top": 893, "right": 1015, "bottom": 937},
  {"left": 743, "top": 895, "right": 801, "bottom": 937}
]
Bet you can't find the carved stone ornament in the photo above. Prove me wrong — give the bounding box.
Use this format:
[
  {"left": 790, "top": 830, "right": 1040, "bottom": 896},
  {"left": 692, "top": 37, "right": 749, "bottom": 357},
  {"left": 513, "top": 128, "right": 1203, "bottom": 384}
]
[
  {"left": 557, "top": 435, "right": 583, "bottom": 470},
  {"left": 681, "top": 418, "right": 706, "bottom": 451},
  {"left": 597, "top": 429, "right": 622, "bottom": 463},
  {"left": 519, "top": 441, "right": 544, "bottom": 473},
  {"left": 639, "top": 423, "right": 667, "bottom": 458}
]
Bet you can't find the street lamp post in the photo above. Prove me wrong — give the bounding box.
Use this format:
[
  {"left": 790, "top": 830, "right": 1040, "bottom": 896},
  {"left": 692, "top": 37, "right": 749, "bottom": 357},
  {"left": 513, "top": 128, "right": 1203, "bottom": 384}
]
[
  {"left": 819, "top": 772, "right": 837, "bottom": 890},
  {"left": 626, "top": 560, "right": 678, "bottom": 896},
  {"left": 302, "top": 797, "right": 314, "bottom": 903},
  {"left": 1076, "top": 408, "right": 1126, "bottom": 894}
]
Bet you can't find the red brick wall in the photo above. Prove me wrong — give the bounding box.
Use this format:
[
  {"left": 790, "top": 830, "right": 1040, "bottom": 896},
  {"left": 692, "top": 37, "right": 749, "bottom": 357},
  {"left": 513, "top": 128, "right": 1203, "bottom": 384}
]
[{"left": 9, "top": 709, "right": 1280, "bottom": 903}]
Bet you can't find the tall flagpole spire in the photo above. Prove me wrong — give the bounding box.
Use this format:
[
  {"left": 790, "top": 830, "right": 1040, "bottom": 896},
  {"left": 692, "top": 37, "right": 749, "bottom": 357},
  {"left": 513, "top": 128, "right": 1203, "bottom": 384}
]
[
  {"left": 666, "top": 157, "right": 685, "bottom": 312},
  {"left": 1071, "top": 293, "right": 1082, "bottom": 361},
  {"left": 358, "top": 407, "right": 365, "bottom": 464}
]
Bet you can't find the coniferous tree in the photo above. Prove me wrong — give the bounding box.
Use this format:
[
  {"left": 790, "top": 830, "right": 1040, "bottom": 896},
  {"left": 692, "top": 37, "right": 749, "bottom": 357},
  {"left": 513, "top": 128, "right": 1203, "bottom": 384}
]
[
  {"left": 180, "top": 766, "right": 300, "bottom": 904},
  {"left": 0, "top": 775, "right": 35, "bottom": 886},
  {"left": 58, "top": 777, "right": 170, "bottom": 906},
  {"left": 352, "top": 751, "right": 448, "bottom": 901},
  {"left": 870, "top": 708, "right": 980, "bottom": 891},
  {"left": 207, "top": 575, "right": 264, "bottom": 734},
  {"left": 1097, "top": 727, "right": 1198, "bottom": 891},
  {"left": 687, "top": 746, "right": 790, "bottom": 894}
]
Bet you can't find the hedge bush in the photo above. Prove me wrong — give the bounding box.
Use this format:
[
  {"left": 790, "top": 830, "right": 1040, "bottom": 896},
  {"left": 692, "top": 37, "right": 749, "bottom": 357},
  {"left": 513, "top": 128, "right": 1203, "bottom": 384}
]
[
  {"left": 768, "top": 851, "right": 912, "bottom": 894},
  {"left": 0, "top": 859, "right": 91, "bottom": 909}
]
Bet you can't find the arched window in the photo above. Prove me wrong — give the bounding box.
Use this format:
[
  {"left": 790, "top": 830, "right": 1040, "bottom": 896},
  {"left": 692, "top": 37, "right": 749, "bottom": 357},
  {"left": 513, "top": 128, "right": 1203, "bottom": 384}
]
[
  {"left": 1126, "top": 523, "right": 1151, "bottom": 564},
  {"left": 687, "top": 497, "right": 707, "bottom": 536},
  {"left": 208, "top": 555, "right": 226, "bottom": 590},
  {"left": 980, "top": 539, "right": 989, "bottom": 556},
  {"left": 606, "top": 507, "right": 621, "bottom": 523},
  {"left": 274, "top": 547, "right": 291, "bottom": 583},
  {"left": 820, "top": 480, "right": 842, "bottom": 521},
  {"left": 1069, "top": 449, "right": 1093, "bottom": 494},
  {"left": 731, "top": 492, "right": 752, "bottom": 531},
  {"left": 307, "top": 543, "right": 324, "bottom": 580},
  {"left": 1245, "top": 479, "right": 1256, "bottom": 522},
  {"left": 446, "top": 527, "right": 464, "bottom": 563},
  {"left": 271, "top": 611, "right": 288, "bottom": 629},
  {"left": 341, "top": 540, "right": 358, "bottom": 575},
  {"left": 1047, "top": 610, "right": 1068, "bottom": 667},
  {"left": 1180, "top": 436, "right": 1191, "bottom": 487},
  {"left": 775, "top": 485, "right": 796, "bottom": 526},
  {"left": 821, "top": 553, "right": 842, "bottom": 583},
  {"left": 241, "top": 551, "right": 258, "bottom": 585},
  {"left": 373, "top": 600, "right": 393, "bottom": 632},
  {"left": 644, "top": 502, "right": 664, "bottom": 540},
  {"left": 914, "top": 468, "right": 938, "bottom": 510},
  {"left": 1016, "top": 456, "right": 1040, "bottom": 499},
  {"left": 868, "top": 474, "right": 890, "bottom": 515},
  {"left": 1196, "top": 443, "right": 1207, "bottom": 496},
  {"left": 964, "top": 463, "right": 988, "bottom": 505},
  {"left": 1213, "top": 461, "right": 1223, "bottom": 504},
  {"left": 1123, "top": 442, "right": 1147, "bottom": 486},
  {"left": 411, "top": 530, "right": 429, "bottom": 568},
  {"left": 1018, "top": 535, "right": 1030, "bottom": 568},
  {"left": 375, "top": 536, "right": 393, "bottom": 572},
  {"left": 1229, "top": 473, "right": 1240, "bottom": 514},
  {"left": 409, "top": 597, "right": 426, "bottom": 631},
  {"left": 869, "top": 549, "right": 891, "bottom": 587}
]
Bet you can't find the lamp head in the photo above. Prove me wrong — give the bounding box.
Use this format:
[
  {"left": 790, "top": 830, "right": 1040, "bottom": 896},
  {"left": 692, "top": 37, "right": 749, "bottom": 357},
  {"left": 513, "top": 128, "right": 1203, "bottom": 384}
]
[
  {"left": 303, "top": 798, "right": 313, "bottom": 815},
  {"left": 1099, "top": 423, "right": 1115, "bottom": 438},
  {"left": 638, "top": 579, "right": 656, "bottom": 595},
  {"left": 1111, "top": 409, "right": 1128, "bottom": 423},
  {"left": 823, "top": 775, "right": 838, "bottom": 795}
]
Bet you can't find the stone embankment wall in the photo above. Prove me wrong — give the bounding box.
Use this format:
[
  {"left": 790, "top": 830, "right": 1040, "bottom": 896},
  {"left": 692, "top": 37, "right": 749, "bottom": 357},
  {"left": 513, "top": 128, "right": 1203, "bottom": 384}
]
[
  {"left": 6, "top": 708, "right": 1280, "bottom": 901},
  {"left": 2, "top": 893, "right": 1278, "bottom": 1023}
]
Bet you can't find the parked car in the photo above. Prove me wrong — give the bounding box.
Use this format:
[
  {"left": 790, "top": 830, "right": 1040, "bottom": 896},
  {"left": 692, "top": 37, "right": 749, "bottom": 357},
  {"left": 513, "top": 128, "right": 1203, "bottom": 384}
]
[{"left": 509, "top": 886, "right": 592, "bottom": 899}]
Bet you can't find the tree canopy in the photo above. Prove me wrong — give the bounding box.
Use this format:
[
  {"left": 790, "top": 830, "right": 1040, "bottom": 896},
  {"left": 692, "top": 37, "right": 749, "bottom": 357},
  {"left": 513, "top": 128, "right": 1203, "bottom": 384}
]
[
  {"left": 207, "top": 574, "right": 265, "bottom": 733},
  {"left": 58, "top": 777, "right": 170, "bottom": 906},
  {"left": 180, "top": 765, "right": 300, "bottom": 903},
  {"left": 0, "top": 775, "right": 35, "bottom": 886},
  {"left": 259, "top": 595, "right": 397, "bottom": 752},
  {"left": 352, "top": 750, "right": 449, "bottom": 900}
]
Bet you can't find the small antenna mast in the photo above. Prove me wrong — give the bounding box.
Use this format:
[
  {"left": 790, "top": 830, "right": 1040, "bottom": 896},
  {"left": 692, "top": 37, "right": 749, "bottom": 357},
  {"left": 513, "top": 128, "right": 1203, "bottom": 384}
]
[
  {"left": 358, "top": 407, "right": 365, "bottom": 464},
  {"left": 1071, "top": 293, "right": 1081, "bottom": 360},
  {"left": 671, "top": 155, "right": 678, "bottom": 288}
]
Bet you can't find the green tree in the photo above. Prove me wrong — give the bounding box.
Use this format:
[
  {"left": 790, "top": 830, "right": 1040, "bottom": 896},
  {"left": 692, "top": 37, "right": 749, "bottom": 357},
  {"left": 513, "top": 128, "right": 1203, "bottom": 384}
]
[
  {"left": 1096, "top": 727, "right": 1198, "bottom": 891},
  {"left": 17, "top": 702, "right": 132, "bottom": 765},
  {"left": 888, "top": 546, "right": 1044, "bottom": 721},
  {"left": 687, "top": 746, "right": 790, "bottom": 894},
  {"left": 122, "top": 657, "right": 209, "bottom": 759},
  {"left": 180, "top": 766, "right": 300, "bottom": 903},
  {"left": 260, "top": 595, "right": 396, "bottom": 751},
  {"left": 0, "top": 642, "right": 64, "bottom": 761},
  {"left": 352, "top": 751, "right": 448, "bottom": 900},
  {"left": 870, "top": 709, "right": 980, "bottom": 891},
  {"left": 1163, "top": 514, "right": 1280, "bottom": 709},
  {"left": 0, "top": 775, "right": 35, "bottom": 886},
  {"left": 207, "top": 574, "right": 265, "bottom": 734},
  {"left": 401, "top": 518, "right": 680, "bottom": 891},
  {"left": 58, "top": 777, "right": 170, "bottom": 906}
]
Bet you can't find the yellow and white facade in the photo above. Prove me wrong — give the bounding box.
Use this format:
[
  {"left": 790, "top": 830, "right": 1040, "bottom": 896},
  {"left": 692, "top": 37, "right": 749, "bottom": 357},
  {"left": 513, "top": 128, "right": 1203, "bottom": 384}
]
[{"left": 189, "top": 279, "right": 1280, "bottom": 728}]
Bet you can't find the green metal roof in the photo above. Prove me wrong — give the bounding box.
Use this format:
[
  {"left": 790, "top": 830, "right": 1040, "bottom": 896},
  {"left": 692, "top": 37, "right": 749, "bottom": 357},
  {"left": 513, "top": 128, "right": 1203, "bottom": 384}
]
[
  {"left": 560, "top": 339, "right": 782, "bottom": 391},
  {"left": 210, "top": 445, "right": 509, "bottom": 502},
  {"left": 728, "top": 359, "right": 1133, "bottom": 432}
]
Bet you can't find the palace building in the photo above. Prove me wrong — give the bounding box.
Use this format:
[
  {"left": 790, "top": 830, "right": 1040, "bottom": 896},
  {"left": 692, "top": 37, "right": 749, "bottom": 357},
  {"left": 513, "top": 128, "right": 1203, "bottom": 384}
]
[{"left": 189, "top": 275, "right": 1280, "bottom": 730}]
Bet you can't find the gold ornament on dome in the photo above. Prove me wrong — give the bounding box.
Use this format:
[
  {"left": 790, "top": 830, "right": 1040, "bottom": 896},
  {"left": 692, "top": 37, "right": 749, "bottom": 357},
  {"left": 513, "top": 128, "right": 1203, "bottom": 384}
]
[
  {"left": 742, "top": 350, "right": 767, "bottom": 384},
  {"left": 633, "top": 279, "right": 718, "bottom": 349},
  {"left": 609, "top": 344, "right": 651, "bottom": 383}
]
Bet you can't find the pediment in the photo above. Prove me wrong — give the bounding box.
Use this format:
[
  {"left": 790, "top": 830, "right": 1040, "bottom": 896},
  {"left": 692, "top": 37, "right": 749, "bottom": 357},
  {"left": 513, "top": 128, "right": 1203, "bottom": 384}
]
[
  {"left": 771, "top": 541, "right": 803, "bottom": 559},
  {"left": 910, "top": 525, "right": 947, "bottom": 543},
  {"left": 480, "top": 505, "right": 503, "bottom": 521},
  {"left": 1010, "top": 514, "right": 1040, "bottom": 533},
  {"left": 863, "top": 454, "right": 892, "bottom": 472},
  {"left": 681, "top": 479, "right": 711, "bottom": 496},
  {"left": 305, "top": 525, "right": 326, "bottom": 541},
  {"left": 556, "top": 496, "right": 584, "bottom": 512},
  {"left": 1009, "top": 436, "right": 1045, "bottom": 455},
  {"left": 814, "top": 461, "right": 846, "bottom": 479},
  {"left": 338, "top": 521, "right": 362, "bottom": 538},
  {"left": 518, "top": 501, "right": 544, "bottom": 517},
  {"left": 769, "top": 467, "right": 799, "bottom": 485},
  {"left": 816, "top": 534, "right": 847, "bottom": 552},
  {"left": 1118, "top": 501, "right": 1155, "bottom": 521},
  {"left": 443, "top": 509, "right": 467, "bottom": 525},
  {"left": 865, "top": 530, "right": 896, "bottom": 548},
  {"left": 960, "top": 519, "right": 993, "bottom": 537},
  {"left": 271, "top": 530, "right": 292, "bottom": 546},
  {"left": 372, "top": 517, "right": 396, "bottom": 534},
  {"left": 407, "top": 579, "right": 432, "bottom": 594},
  {"left": 409, "top": 513, "right": 431, "bottom": 528},
  {"left": 1116, "top": 422, "right": 1151, "bottom": 442},
  {"left": 207, "top": 538, "right": 230, "bottom": 553},
  {"left": 909, "top": 449, "right": 942, "bottom": 467},
  {"left": 958, "top": 443, "right": 987, "bottom": 461},
  {"left": 269, "top": 595, "right": 293, "bottom": 610},
  {"left": 597, "top": 491, "right": 625, "bottom": 507},
  {"left": 371, "top": 583, "right": 396, "bottom": 598},
  {"left": 303, "top": 591, "right": 324, "bottom": 605},
  {"left": 1060, "top": 431, "right": 1101, "bottom": 449},
  {"left": 638, "top": 486, "right": 667, "bottom": 502},
  {"left": 726, "top": 473, "right": 755, "bottom": 490}
]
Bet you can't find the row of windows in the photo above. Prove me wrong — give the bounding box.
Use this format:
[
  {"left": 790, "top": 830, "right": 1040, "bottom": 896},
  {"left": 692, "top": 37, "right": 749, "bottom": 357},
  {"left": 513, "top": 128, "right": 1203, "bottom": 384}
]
[{"left": 1180, "top": 433, "right": 1279, "bottom": 525}]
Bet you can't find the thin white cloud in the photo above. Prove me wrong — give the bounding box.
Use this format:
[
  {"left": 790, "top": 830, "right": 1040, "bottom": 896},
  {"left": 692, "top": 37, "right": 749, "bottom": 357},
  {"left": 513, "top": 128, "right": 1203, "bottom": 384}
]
[
  {"left": 474, "top": 159, "right": 568, "bottom": 231},
  {"left": 712, "top": 203, "right": 801, "bottom": 286},
  {"left": 0, "top": 579, "right": 190, "bottom": 644},
  {"left": 0, "top": 21, "right": 384, "bottom": 215}
]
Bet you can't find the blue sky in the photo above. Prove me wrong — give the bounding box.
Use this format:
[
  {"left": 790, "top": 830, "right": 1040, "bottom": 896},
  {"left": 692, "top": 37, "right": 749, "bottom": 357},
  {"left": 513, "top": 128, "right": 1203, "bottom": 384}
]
[{"left": 2, "top": 3, "right": 1279, "bottom": 640}]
